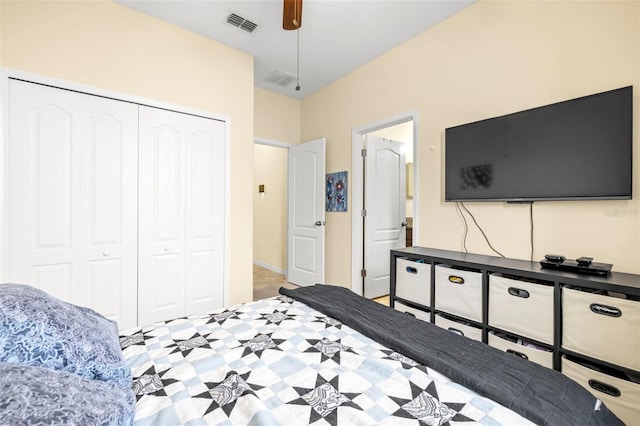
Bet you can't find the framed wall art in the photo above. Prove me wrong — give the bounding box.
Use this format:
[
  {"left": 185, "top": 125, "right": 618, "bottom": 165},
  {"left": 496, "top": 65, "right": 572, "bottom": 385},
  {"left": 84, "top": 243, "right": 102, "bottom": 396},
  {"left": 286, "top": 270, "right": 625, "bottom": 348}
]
[{"left": 326, "top": 171, "right": 347, "bottom": 212}]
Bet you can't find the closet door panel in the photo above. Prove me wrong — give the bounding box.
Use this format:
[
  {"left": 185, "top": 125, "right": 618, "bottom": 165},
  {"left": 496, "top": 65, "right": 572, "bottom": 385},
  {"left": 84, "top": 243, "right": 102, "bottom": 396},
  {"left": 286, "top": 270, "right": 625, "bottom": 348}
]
[
  {"left": 36, "top": 105, "right": 74, "bottom": 248},
  {"left": 34, "top": 264, "right": 72, "bottom": 301},
  {"left": 138, "top": 106, "right": 186, "bottom": 325},
  {"left": 9, "top": 81, "right": 81, "bottom": 303},
  {"left": 185, "top": 116, "right": 225, "bottom": 315},
  {"left": 89, "top": 259, "right": 123, "bottom": 321},
  {"left": 80, "top": 98, "right": 138, "bottom": 329},
  {"left": 8, "top": 80, "right": 138, "bottom": 329}
]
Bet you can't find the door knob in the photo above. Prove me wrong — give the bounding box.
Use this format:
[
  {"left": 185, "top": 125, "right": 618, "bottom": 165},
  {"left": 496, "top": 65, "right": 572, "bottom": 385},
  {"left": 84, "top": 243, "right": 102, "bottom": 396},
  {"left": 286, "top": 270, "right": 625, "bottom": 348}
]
[
  {"left": 102, "top": 250, "right": 111, "bottom": 257},
  {"left": 401, "top": 222, "right": 408, "bottom": 227},
  {"left": 315, "top": 221, "right": 326, "bottom": 226}
]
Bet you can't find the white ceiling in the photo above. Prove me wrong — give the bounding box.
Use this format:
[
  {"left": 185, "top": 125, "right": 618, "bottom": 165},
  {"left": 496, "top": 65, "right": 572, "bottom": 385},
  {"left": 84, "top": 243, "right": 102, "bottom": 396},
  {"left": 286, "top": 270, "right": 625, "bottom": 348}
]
[{"left": 116, "top": 0, "right": 475, "bottom": 100}]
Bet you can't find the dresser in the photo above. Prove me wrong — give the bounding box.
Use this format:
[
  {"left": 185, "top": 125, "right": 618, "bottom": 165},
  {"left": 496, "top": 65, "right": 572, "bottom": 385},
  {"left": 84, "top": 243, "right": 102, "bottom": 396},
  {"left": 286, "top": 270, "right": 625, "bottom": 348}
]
[{"left": 390, "top": 247, "right": 640, "bottom": 425}]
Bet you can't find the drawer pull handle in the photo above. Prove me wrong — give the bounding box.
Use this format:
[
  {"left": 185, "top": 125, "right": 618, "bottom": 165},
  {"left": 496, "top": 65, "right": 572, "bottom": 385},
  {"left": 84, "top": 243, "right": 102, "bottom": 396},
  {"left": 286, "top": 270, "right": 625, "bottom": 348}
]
[
  {"left": 589, "top": 303, "right": 622, "bottom": 318},
  {"left": 406, "top": 266, "right": 418, "bottom": 274},
  {"left": 508, "top": 287, "right": 530, "bottom": 298},
  {"left": 588, "top": 379, "right": 621, "bottom": 397},
  {"left": 447, "top": 327, "right": 464, "bottom": 337},
  {"left": 506, "top": 349, "right": 529, "bottom": 360},
  {"left": 448, "top": 275, "right": 465, "bottom": 285},
  {"left": 404, "top": 311, "right": 416, "bottom": 318}
]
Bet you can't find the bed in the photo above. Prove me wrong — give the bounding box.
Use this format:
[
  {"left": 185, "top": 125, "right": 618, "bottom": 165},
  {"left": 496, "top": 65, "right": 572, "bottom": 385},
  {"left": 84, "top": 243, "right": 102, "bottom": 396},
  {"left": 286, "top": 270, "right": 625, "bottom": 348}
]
[{"left": 0, "top": 283, "right": 624, "bottom": 425}]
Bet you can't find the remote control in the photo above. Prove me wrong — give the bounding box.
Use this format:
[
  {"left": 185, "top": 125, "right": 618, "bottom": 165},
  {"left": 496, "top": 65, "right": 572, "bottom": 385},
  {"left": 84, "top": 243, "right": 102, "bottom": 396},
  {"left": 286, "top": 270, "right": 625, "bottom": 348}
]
[
  {"left": 544, "top": 254, "right": 565, "bottom": 263},
  {"left": 576, "top": 257, "right": 593, "bottom": 266}
]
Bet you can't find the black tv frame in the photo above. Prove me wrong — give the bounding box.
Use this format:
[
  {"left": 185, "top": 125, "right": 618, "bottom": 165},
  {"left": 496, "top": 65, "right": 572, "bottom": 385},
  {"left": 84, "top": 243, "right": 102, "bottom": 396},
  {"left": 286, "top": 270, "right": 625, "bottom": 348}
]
[{"left": 444, "top": 86, "right": 633, "bottom": 203}]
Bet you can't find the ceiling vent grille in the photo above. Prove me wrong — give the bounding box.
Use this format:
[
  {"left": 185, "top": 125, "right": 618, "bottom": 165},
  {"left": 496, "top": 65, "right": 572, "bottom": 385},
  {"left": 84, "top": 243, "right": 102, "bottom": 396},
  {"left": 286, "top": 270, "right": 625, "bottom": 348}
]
[
  {"left": 226, "top": 13, "right": 258, "bottom": 33},
  {"left": 264, "top": 70, "right": 297, "bottom": 87}
]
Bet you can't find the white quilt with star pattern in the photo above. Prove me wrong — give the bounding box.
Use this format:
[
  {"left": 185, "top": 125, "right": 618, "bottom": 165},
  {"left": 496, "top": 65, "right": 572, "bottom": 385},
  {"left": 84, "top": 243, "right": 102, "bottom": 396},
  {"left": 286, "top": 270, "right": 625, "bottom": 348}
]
[{"left": 120, "top": 295, "right": 533, "bottom": 425}]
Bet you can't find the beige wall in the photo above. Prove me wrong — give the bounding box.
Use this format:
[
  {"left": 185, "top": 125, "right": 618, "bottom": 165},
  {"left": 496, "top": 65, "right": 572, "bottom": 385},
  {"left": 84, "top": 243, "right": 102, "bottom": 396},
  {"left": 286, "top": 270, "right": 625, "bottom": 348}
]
[
  {"left": 255, "top": 87, "right": 301, "bottom": 143},
  {"left": 302, "top": 0, "right": 640, "bottom": 287},
  {"left": 1, "top": 0, "right": 255, "bottom": 304},
  {"left": 253, "top": 88, "right": 301, "bottom": 273},
  {"left": 253, "top": 145, "right": 288, "bottom": 271}
]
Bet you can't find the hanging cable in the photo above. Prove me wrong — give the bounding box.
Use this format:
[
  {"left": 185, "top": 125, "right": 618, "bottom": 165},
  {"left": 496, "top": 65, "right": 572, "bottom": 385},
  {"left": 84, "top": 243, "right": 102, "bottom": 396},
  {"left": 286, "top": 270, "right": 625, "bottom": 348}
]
[
  {"left": 455, "top": 202, "right": 469, "bottom": 253},
  {"left": 460, "top": 202, "right": 505, "bottom": 258},
  {"left": 530, "top": 202, "right": 534, "bottom": 261}
]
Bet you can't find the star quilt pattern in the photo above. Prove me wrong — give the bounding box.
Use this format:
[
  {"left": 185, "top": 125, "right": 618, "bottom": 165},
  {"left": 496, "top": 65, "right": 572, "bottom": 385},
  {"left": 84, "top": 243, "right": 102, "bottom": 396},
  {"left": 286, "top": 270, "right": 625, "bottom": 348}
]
[{"left": 121, "top": 296, "right": 533, "bottom": 425}]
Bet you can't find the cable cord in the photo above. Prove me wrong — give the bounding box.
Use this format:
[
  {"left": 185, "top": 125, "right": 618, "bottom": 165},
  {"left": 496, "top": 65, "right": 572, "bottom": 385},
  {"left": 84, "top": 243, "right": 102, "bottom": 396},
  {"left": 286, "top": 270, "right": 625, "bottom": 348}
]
[
  {"left": 530, "top": 202, "right": 534, "bottom": 261},
  {"left": 459, "top": 202, "right": 505, "bottom": 258},
  {"left": 455, "top": 202, "right": 469, "bottom": 253}
]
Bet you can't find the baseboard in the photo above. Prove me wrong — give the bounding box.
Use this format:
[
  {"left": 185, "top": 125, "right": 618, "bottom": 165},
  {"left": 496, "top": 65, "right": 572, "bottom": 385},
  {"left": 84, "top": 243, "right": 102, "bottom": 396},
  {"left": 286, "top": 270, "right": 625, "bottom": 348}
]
[{"left": 253, "top": 259, "right": 286, "bottom": 276}]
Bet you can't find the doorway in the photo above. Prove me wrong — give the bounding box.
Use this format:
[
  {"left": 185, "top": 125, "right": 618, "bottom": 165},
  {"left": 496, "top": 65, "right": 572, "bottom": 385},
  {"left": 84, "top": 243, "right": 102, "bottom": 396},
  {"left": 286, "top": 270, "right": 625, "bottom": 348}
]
[
  {"left": 252, "top": 139, "right": 292, "bottom": 300},
  {"left": 350, "top": 111, "right": 418, "bottom": 298},
  {"left": 252, "top": 137, "right": 326, "bottom": 300}
]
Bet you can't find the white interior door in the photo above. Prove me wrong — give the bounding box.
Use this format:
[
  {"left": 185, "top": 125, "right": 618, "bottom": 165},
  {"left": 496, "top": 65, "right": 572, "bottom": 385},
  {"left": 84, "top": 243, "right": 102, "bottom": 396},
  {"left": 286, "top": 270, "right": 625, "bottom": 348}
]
[
  {"left": 287, "top": 138, "right": 326, "bottom": 286},
  {"left": 8, "top": 80, "right": 138, "bottom": 329},
  {"left": 363, "top": 135, "right": 406, "bottom": 299},
  {"left": 138, "top": 106, "right": 187, "bottom": 324},
  {"left": 184, "top": 115, "right": 225, "bottom": 316}
]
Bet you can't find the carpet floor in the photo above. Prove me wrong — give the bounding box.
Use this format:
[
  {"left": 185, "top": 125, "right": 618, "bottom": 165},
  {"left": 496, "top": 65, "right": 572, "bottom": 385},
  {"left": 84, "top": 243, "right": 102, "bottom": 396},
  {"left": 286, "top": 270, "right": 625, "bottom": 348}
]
[
  {"left": 252, "top": 264, "right": 389, "bottom": 306},
  {"left": 253, "top": 265, "right": 298, "bottom": 301}
]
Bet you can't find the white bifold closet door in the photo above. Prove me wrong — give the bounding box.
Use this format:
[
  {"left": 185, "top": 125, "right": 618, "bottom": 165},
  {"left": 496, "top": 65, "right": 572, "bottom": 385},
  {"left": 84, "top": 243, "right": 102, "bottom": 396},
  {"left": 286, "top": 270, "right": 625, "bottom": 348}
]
[
  {"left": 137, "top": 106, "right": 225, "bottom": 325},
  {"left": 8, "top": 80, "right": 138, "bottom": 329}
]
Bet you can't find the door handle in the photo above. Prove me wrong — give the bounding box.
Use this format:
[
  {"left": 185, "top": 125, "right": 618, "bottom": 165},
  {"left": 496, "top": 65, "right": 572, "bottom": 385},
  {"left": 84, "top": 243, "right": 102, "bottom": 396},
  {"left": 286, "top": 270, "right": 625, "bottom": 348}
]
[
  {"left": 401, "top": 222, "right": 408, "bottom": 227},
  {"left": 314, "top": 221, "right": 326, "bottom": 226}
]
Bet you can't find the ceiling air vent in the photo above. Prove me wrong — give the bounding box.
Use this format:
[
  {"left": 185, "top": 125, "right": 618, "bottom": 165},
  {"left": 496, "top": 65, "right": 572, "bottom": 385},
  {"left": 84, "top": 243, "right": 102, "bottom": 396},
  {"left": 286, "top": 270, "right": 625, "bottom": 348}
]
[
  {"left": 264, "top": 70, "right": 297, "bottom": 87},
  {"left": 226, "top": 13, "right": 258, "bottom": 33}
]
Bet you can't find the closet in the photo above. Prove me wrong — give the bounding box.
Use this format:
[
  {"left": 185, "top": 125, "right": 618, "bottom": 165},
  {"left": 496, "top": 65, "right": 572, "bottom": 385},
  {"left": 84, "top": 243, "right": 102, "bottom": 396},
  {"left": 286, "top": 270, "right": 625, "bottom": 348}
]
[{"left": 6, "top": 79, "right": 226, "bottom": 329}]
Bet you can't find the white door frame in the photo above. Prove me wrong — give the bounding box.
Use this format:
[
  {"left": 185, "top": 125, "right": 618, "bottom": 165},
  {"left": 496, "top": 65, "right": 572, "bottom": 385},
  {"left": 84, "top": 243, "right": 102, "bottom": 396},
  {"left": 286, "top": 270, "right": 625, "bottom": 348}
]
[{"left": 350, "top": 110, "right": 419, "bottom": 296}]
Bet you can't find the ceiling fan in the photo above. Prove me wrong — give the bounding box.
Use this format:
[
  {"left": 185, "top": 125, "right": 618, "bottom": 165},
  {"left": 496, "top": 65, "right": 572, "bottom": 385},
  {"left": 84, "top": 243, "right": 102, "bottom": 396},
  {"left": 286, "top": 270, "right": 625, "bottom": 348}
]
[{"left": 283, "top": 0, "right": 303, "bottom": 30}]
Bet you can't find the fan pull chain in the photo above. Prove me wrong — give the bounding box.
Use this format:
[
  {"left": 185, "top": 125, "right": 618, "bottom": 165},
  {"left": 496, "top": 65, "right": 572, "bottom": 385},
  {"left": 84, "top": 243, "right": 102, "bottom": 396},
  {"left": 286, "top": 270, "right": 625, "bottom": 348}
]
[{"left": 295, "top": 29, "right": 301, "bottom": 91}]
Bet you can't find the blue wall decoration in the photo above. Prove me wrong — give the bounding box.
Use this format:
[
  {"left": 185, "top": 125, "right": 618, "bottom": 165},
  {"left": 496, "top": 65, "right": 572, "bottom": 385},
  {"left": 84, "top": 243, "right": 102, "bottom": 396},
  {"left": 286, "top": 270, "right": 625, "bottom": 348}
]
[{"left": 326, "top": 171, "right": 348, "bottom": 212}]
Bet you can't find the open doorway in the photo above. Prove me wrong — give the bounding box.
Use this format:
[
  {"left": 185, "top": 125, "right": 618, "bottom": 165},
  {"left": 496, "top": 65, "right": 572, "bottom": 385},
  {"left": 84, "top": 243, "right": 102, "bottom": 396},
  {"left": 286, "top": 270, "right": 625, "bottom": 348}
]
[
  {"left": 252, "top": 137, "right": 326, "bottom": 299},
  {"left": 252, "top": 140, "right": 297, "bottom": 300},
  {"left": 350, "top": 111, "right": 418, "bottom": 300}
]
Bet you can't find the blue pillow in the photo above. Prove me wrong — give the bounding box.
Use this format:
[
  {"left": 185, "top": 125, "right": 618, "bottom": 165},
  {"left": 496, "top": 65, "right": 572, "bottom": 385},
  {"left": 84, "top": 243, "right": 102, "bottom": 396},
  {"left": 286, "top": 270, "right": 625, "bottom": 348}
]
[
  {"left": 0, "top": 283, "right": 132, "bottom": 389},
  {"left": 0, "top": 363, "right": 135, "bottom": 426}
]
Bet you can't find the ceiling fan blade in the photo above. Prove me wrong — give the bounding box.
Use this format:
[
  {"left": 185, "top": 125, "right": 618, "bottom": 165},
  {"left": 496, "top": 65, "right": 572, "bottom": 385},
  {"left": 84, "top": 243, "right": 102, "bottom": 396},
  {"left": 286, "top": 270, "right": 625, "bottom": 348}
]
[{"left": 283, "top": 0, "right": 303, "bottom": 30}]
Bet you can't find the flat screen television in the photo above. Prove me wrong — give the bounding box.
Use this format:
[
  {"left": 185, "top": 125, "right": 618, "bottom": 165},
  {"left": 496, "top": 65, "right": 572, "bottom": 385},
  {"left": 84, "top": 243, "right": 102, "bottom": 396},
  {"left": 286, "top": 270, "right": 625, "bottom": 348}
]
[{"left": 445, "top": 86, "right": 633, "bottom": 202}]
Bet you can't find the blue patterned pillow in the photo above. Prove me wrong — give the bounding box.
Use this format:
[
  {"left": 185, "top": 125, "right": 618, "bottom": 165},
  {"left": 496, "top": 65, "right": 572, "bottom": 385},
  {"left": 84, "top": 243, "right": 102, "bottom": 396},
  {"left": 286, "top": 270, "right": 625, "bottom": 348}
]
[
  {"left": 0, "top": 363, "right": 135, "bottom": 425},
  {"left": 0, "top": 283, "right": 132, "bottom": 389}
]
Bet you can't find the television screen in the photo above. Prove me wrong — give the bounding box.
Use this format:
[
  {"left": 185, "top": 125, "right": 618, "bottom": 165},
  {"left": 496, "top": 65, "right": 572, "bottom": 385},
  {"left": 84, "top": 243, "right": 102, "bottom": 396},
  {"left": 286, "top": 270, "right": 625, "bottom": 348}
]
[{"left": 445, "top": 86, "right": 633, "bottom": 202}]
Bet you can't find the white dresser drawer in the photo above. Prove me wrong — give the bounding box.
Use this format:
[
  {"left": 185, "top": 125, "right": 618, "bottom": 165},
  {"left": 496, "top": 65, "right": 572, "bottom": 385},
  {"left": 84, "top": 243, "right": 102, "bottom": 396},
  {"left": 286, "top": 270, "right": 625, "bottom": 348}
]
[
  {"left": 562, "top": 356, "right": 640, "bottom": 426},
  {"left": 489, "top": 274, "right": 554, "bottom": 344},
  {"left": 395, "top": 258, "right": 431, "bottom": 307},
  {"left": 435, "top": 265, "right": 482, "bottom": 322},
  {"left": 488, "top": 333, "right": 553, "bottom": 369},
  {"left": 435, "top": 313, "right": 483, "bottom": 342},
  {"left": 394, "top": 301, "right": 430, "bottom": 322},
  {"left": 562, "top": 287, "right": 640, "bottom": 371}
]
